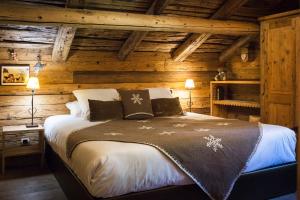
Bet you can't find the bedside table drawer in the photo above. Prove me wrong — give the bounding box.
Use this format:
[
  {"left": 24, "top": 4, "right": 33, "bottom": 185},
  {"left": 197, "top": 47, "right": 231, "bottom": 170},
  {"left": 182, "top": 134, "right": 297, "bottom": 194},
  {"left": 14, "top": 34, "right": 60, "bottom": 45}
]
[
  {"left": 3, "top": 145, "right": 41, "bottom": 157},
  {"left": 4, "top": 131, "right": 40, "bottom": 148}
]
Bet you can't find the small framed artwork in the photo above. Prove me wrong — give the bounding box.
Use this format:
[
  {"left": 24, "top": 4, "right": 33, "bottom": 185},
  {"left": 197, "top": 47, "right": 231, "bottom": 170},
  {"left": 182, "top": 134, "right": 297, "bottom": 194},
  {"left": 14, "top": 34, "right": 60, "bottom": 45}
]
[{"left": 1, "top": 65, "right": 30, "bottom": 85}]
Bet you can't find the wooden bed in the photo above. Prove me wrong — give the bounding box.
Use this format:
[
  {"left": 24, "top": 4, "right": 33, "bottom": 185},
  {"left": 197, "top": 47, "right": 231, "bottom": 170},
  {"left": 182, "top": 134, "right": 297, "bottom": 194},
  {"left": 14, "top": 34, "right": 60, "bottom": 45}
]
[{"left": 46, "top": 142, "right": 296, "bottom": 200}]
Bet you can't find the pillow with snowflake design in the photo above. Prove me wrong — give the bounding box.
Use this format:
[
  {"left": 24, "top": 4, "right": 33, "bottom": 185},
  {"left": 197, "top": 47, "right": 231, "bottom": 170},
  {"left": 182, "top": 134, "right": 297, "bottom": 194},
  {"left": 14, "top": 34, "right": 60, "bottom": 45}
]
[{"left": 118, "top": 89, "right": 154, "bottom": 120}]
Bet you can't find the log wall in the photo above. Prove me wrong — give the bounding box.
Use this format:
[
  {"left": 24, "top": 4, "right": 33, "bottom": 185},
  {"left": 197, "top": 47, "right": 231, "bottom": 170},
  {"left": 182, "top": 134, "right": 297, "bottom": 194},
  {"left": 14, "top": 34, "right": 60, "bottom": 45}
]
[
  {"left": 0, "top": 48, "right": 222, "bottom": 126},
  {"left": 224, "top": 47, "right": 260, "bottom": 120},
  {"left": 226, "top": 47, "right": 260, "bottom": 80}
]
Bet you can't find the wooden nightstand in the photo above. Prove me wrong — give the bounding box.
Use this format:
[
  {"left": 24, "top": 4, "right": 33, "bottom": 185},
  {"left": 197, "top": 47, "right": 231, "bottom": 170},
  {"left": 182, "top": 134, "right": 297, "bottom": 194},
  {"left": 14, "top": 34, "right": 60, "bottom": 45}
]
[{"left": 1, "top": 125, "right": 45, "bottom": 174}]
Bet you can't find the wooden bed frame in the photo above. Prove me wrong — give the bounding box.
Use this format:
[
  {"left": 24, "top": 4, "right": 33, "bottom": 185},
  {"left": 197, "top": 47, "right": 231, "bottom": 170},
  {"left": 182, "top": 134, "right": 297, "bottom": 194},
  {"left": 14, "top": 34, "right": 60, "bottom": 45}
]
[{"left": 45, "top": 142, "right": 296, "bottom": 200}]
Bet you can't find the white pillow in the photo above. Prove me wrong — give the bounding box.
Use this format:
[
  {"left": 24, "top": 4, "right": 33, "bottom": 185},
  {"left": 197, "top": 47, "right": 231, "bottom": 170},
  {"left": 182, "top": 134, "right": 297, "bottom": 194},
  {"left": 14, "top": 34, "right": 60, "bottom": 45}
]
[
  {"left": 73, "top": 89, "right": 120, "bottom": 119},
  {"left": 148, "top": 88, "right": 173, "bottom": 99},
  {"left": 65, "top": 101, "right": 82, "bottom": 117}
]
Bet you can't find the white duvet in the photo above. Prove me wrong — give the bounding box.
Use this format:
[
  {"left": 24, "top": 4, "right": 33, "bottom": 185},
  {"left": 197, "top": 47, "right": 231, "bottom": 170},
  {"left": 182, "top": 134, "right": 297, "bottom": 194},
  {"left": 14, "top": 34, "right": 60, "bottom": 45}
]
[{"left": 44, "top": 113, "right": 296, "bottom": 198}]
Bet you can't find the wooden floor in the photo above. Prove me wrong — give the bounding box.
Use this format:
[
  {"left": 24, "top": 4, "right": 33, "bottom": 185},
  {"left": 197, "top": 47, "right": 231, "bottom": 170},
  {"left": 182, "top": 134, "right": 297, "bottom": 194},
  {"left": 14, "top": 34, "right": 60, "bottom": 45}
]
[
  {"left": 0, "top": 165, "right": 295, "bottom": 200},
  {"left": 271, "top": 194, "right": 296, "bottom": 200},
  {"left": 0, "top": 166, "right": 67, "bottom": 200}
]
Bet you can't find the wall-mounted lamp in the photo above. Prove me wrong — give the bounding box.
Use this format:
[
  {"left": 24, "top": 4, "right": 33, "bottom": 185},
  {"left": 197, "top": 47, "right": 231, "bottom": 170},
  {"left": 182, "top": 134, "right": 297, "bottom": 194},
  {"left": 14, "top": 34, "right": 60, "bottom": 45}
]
[
  {"left": 240, "top": 47, "right": 249, "bottom": 62},
  {"left": 185, "top": 79, "right": 195, "bottom": 112}
]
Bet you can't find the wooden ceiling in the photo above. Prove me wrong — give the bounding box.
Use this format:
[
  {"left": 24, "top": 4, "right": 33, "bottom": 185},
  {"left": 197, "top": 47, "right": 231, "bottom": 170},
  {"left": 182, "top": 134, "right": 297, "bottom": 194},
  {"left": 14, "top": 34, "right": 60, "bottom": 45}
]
[{"left": 0, "top": 0, "right": 297, "bottom": 62}]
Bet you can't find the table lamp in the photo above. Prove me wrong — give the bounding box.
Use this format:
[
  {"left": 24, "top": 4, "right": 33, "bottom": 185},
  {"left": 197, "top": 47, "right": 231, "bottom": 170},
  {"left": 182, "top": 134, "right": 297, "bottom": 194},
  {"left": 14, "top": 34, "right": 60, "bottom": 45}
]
[
  {"left": 26, "top": 76, "right": 40, "bottom": 128},
  {"left": 185, "top": 79, "right": 195, "bottom": 112}
]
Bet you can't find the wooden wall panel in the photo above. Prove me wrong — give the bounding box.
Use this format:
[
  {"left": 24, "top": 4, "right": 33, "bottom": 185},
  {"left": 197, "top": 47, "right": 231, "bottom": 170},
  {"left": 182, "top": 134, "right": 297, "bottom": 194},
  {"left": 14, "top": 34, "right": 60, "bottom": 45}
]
[
  {"left": 224, "top": 47, "right": 261, "bottom": 120},
  {"left": 0, "top": 49, "right": 220, "bottom": 126},
  {"left": 225, "top": 49, "right": 260, "bottom": 80},
  {"left": 73, "top": 71, "right": 215, "bottom": 84}
]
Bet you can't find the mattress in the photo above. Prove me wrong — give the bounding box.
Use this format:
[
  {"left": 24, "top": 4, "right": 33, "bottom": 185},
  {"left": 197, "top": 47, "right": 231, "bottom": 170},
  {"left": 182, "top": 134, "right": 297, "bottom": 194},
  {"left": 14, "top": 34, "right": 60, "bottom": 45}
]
[{"left": 44, "top": 113, "right": 296, "bottom": 198}]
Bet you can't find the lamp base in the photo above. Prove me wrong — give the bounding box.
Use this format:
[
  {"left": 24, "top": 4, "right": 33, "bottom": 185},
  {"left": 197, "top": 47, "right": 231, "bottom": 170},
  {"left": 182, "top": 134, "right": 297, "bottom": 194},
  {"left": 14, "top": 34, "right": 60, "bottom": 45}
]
[{"left": 26, "top": 123, "right": 38, "bottom": 128}]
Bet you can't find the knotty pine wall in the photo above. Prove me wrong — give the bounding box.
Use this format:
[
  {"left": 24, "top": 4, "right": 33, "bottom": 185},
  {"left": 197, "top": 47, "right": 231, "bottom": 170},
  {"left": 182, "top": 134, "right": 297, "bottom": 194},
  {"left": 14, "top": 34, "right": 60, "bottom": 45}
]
[
  {"left": 0, "top": 48, "right": 222, "bottom": 127},
  {"left": 226, "top": 48, "right": 260, "bottom": 80},
  {"left": 224, "top": 47, "right": 260, "bottom": 120},
  {"left": 226, "top": 47, "right": 260, "bottom": 102}
]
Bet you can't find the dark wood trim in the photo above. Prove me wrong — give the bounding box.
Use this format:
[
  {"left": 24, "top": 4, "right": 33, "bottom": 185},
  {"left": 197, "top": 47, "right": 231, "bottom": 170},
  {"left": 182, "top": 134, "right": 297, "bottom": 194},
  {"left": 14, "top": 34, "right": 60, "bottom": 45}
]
[{"left": 46, "top": 142, "right": 296, "bottom": 200}]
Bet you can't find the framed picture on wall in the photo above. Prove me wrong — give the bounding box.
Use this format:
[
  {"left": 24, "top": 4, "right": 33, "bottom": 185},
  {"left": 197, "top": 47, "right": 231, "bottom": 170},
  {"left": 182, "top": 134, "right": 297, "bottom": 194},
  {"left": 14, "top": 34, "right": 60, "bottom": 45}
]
[{"left": 1, "top": 65, "right": 30, "bottom": 85}]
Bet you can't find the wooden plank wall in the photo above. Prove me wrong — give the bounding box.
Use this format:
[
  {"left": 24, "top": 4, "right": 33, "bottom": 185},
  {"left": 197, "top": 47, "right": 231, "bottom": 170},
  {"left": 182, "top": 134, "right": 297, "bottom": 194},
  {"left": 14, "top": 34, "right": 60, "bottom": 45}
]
[
  {"left": 0, "top": 48, "right": 222, "bottom": 126},
  {"left": 224, "top": 46, "right": 260, "bottom": 120},
  {"left": 226, "top": 47, "right": 260, "bottom": 80},
  {"left": 226, "top": 46, "right": 260, "bottom": 101}
]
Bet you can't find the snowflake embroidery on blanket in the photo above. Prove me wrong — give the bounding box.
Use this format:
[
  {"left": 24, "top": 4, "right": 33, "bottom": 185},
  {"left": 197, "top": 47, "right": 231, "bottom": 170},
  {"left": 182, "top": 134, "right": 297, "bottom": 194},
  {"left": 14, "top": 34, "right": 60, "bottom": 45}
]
[
  {"left": 195, "top": 128, "right": 210, "bottom": 132},
  {"left": 216, "top": 122, "right": 231, "bottom": 126},
  {"left": 104, "top": 132, "right": 123, "bottom": 136},
  {"left": 158, "top": 131, "right": 176, "bottom": 135},
  {"left": 139, "top": 126, "right": 154, "bottom": 130},
  {"left": 203, "top": 135, "right": 223, "bottom": 152},
  {"left": 131, "top": 94, "right": 143, "bottom": 104},
  {"left": 173, "top": 123, "right": 187, "bottom": 128}
]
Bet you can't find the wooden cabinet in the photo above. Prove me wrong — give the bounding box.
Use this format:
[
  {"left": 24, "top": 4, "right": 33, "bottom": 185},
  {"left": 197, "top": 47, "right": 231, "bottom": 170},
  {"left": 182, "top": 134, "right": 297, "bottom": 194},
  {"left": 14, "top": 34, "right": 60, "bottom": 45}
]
[
  {"left": 296, "top": 16, "right": 300, "bottom": 131},
  {"left": 260, "top": 11, "right": 300, "bottom": 129}
]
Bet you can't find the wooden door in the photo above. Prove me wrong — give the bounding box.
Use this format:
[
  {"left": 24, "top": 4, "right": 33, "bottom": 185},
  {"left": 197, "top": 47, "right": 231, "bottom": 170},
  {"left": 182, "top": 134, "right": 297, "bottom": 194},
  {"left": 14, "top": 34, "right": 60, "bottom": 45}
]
[{"left": 261, "top": 17, "right": 296, "bottom": 128}]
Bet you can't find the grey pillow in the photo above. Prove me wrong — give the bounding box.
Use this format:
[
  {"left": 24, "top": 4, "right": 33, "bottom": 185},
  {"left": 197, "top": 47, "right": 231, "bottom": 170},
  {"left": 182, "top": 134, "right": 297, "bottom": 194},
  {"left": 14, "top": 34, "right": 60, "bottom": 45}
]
[
  {"left": 151, "top": 97, "right": 183, "bottom": 117},
  {"left": 118, "top": 90, "right": 154, "bottom": 120},
  {"left": 88, "top": 99, "right": 123, "bottom": 121}
]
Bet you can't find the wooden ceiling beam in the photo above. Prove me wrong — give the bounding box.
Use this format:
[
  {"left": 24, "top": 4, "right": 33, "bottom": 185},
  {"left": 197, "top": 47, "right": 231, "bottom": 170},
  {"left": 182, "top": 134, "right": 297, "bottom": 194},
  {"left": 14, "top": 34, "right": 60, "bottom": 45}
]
[
  {"left": 0, "top": 3, "right": 259, "bottom": 35},
  {"left": 51, "top": 0, "right": 79, "bottom": 62},
  {"left": 118, "top": 0, "right": 172, "bottom": 61},
  {"left": 52, "top": 25, "right": 76, "bottom": 62},
  {"left": 219, "top": 35, "right": 253, "bottom": 63},
  {"left": 172, "top": 0, "right": 249, "bottom": 62}
]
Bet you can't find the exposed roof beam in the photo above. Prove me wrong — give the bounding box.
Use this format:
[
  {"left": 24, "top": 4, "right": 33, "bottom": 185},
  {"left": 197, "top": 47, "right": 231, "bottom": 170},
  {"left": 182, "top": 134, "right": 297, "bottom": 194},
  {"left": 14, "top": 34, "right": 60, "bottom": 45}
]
[
  {"left": 118, "top": 31, "right": 148, "bottom": 61},
  {"left": 51, "top": 0, "right": 79, "bottom": 62},
  {"left": 172, "top": 0, "right": 249, "bottom": 62},
  {"left": 0, "top": 3, "right": 259, "bottom": 35},
  {"left": 52, "top": 25, "right": 76, "bottom": 62},
  {"left": 118, "top": 0, "right": 172, "bottom": 61},
  {"left": 219, "top": 35, "right": 253, "bottom": 63}
]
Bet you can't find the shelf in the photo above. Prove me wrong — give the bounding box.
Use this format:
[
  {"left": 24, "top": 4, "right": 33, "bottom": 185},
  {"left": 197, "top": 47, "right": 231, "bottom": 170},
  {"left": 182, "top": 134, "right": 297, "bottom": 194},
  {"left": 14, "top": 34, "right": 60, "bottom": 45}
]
[
  {"left": 210, "top": 80, "right": 260, "bottom": 85},
  {"left": 213, "top": 100, "right": 260, "bottom": 108}
]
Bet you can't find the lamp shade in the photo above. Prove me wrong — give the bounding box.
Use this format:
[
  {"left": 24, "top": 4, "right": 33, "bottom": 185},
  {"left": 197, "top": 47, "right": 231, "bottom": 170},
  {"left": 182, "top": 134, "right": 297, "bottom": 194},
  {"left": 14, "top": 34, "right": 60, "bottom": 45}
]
[
  {"left": 185, "top": 79, "right": 195, "bottom": 89},
  {"left": 26, "top": 77, "right": 40, "bottom": 90}
]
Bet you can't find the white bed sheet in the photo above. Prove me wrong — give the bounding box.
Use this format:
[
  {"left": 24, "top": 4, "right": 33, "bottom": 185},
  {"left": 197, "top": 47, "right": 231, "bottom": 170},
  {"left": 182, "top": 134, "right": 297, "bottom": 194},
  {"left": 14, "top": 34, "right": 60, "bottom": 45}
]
[{"left": 44, "top": 113, "right": 296, "bottom": 198}]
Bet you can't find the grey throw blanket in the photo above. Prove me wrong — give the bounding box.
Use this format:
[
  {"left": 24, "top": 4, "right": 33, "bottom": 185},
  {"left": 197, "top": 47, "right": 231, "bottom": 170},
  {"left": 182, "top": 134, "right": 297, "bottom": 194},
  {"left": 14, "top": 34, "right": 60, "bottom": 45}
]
[{"left": 66, "top": 118, "right": 261, "bottom": 200}]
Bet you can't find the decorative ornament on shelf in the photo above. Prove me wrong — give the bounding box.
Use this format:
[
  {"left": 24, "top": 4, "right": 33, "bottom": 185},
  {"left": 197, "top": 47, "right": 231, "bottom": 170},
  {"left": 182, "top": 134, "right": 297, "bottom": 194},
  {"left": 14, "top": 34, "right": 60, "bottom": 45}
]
[
  {"left": 240, "top": 47, "right": 249, "bottom": 62},
  {"left": 214, "top": 68, "right": 227, "bottom": 81},
  {"left": 8, "top": 49, "right": 17, "bottom": 61},
  {"left": 33, "top": 54, "right": 46, "bottom": 75},
  {"left": 26, "top": 76, "right": 40, "bottom": 128},
  {"left": 185, "top": 79, "right": 195, "bottom": 112}
]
